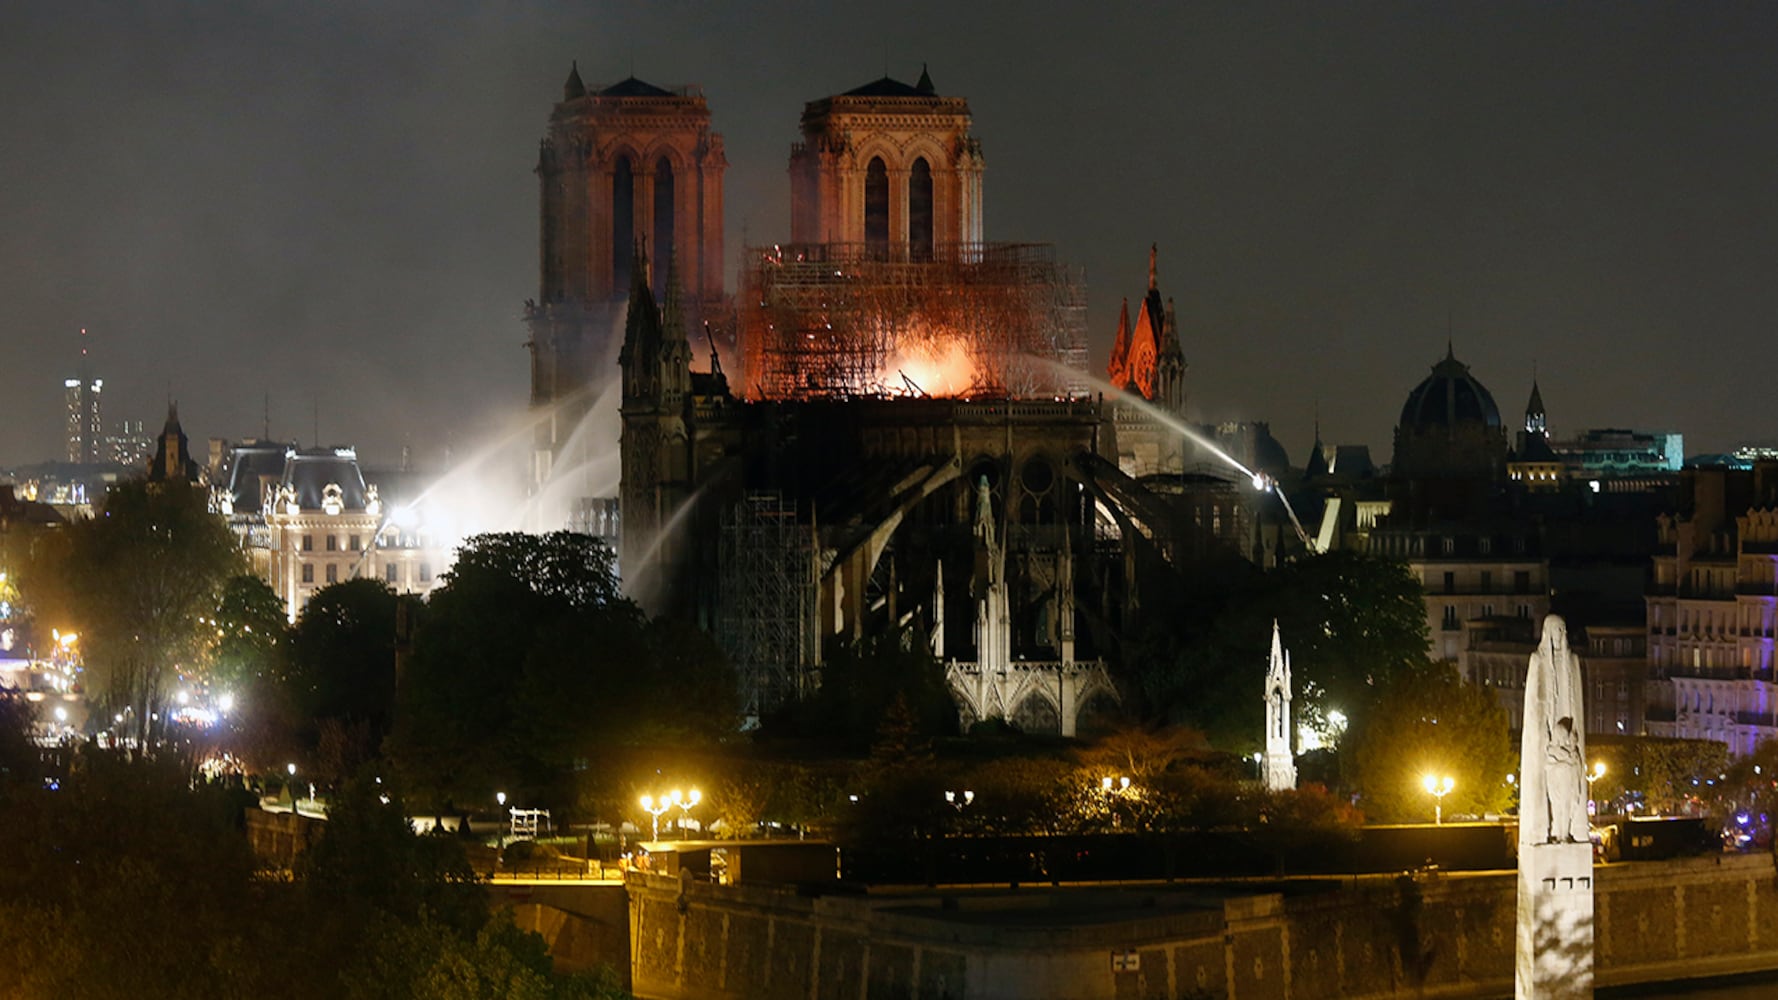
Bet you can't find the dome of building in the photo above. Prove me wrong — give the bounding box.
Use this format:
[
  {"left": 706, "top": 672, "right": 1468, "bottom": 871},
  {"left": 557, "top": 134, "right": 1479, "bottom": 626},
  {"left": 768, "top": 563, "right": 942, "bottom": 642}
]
[{"left": 1398, "top": 346, "right": 1501, "bottom": 432}]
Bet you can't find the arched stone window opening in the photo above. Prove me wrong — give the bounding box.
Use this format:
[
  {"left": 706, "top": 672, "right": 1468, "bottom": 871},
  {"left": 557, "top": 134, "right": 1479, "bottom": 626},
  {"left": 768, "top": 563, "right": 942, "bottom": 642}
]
[
  {"left": 864, "top": 157, "right": 889, "bottom": 260},
  {"left": 909, "top": 157, "right": 934, "bottom": 261},
  {"left": 653, "top": 158, "right": 675, "bottom": 295},
  {"left": 612, "top": 155, "right": 635, "bottom": 288}
]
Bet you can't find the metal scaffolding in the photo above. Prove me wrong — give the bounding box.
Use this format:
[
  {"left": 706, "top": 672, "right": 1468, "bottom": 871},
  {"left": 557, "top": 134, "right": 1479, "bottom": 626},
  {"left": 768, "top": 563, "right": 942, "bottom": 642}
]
[
  {"left": 738, "top": 242, "right": 1087, "bottom": 401},
  {"left": 717, "top": 491, "right": 817, "bottom": 721}
]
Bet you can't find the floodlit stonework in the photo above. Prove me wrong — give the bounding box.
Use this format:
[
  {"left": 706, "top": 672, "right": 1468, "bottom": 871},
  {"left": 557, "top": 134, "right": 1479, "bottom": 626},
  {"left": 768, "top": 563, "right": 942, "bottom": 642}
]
[{"left": 1517, "top": 614, "right": 1595, "bottom": 999}]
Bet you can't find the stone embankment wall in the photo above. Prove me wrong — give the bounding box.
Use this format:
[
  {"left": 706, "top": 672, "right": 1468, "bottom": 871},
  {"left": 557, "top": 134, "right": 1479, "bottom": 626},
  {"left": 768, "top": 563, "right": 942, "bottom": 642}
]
[
  {"left": 243, "top": 808, "right": 324, "bottom": 868},
  {"left": 627, "top": 854, "right": 1778, "bottom": 1000}
]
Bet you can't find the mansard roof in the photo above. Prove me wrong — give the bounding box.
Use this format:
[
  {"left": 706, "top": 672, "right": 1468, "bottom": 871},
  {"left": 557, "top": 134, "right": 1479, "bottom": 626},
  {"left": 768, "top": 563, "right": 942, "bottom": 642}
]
[
  {"left": 281, "top": 448, "right": 369, "bottom": 511},
  {"left": 220, "top": 440, "right": 296, "bottom": 513}
]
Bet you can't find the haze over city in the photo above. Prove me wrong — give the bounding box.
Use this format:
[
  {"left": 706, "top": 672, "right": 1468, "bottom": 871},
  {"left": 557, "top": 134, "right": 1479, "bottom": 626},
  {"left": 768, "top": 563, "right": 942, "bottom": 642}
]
[{"left": 3, "top": 1, "right": 1775, "bottom": 466}]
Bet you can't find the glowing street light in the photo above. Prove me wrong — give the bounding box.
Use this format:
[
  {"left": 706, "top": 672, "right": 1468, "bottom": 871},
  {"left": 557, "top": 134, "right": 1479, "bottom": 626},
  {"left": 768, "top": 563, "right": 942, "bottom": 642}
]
[
  {"left": 669, "top": 788, "right": 702, "bottom": 836},
  {"left": 640, "top": 794, "right": 672, "bottom": 842},
  {"left": 944, "top": 789, "right": 975, "bottom": 813},
  {"left": 1586, "top": 761, "right": 1607, "bottom": 814},
  {"left": 1423, "top": 774, "right": 1455, "bottom": 825}
]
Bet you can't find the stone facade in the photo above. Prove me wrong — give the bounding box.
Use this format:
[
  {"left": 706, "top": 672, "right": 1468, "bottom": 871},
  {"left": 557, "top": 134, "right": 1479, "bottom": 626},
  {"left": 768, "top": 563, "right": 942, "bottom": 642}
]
[
  {"left": 1645, "top": 461, "right": 1778, "bottom": 755},
  {"left": 789, "top": 70, "right": 983, "bottom": 256}
]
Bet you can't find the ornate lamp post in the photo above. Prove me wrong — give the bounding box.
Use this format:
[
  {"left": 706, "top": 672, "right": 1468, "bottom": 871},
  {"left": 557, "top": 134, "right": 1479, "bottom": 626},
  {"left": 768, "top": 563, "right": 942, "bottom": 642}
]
[
  {"left": 669, "top": 788, "right": 702, "bottom": 837},
  {"left": 944, "top": 789, "right": 975, "bottom": 814},
  {"left": 640, "top": 794, "right": 671, "bottom": 842},
  {"left": 1423, "top": 774, "right": 1455, "bottom": 825}
]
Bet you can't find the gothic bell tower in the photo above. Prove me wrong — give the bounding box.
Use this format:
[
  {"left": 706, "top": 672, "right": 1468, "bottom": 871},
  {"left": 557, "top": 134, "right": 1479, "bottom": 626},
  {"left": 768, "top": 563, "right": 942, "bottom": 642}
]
[
  {"left": 788, "top": 67, "right": 983, "bottom": 259},
  {"left": 527, "top": 64, "right": 725, "bottom": 489}
]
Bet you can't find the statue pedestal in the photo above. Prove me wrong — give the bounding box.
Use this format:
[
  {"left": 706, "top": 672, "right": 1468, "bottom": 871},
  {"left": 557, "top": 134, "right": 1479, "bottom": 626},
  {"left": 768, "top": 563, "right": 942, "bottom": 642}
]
[{"left": 1515, "top": 841, "right": 1594, "bottom": 999}]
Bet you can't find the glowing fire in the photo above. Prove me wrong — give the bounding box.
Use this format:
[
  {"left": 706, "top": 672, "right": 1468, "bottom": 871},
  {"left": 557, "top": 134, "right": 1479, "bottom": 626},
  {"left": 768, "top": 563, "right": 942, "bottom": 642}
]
[{"left": 880, "top": 337, "right": 980, "bottom": 397}]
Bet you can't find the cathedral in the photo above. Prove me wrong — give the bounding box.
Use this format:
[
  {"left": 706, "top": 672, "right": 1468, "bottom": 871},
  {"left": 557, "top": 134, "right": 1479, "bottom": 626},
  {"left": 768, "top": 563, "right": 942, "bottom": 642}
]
[{"left": 529, "top": 67, "right": 1291, "bottom": 727}]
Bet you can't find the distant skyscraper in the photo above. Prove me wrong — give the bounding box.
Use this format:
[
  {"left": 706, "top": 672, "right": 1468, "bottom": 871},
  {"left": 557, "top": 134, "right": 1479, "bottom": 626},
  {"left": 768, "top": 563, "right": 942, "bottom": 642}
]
[{"left": 63, "top": 330, "right": 101, "bottom": 464}]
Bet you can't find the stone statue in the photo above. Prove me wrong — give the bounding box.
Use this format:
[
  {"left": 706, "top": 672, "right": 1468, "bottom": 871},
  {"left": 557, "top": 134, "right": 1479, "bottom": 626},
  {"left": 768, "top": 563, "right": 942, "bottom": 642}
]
[
  {"left": 1519, "top": 614, "right": 1589, "bottom": 846},
  {"left": 1515, "top": 613, "right": 1594, "bottom": 999}
]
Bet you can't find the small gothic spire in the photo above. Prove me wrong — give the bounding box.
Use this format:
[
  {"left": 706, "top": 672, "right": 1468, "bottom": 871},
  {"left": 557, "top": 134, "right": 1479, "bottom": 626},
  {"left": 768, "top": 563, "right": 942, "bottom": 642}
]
[
  {"left": 1148, "top": 243, "right": 1158, "bottom": 291},
  {"left": 563, "top": 60, "right": 586, "bottom": 100},
  {"left": 915, "top": 63, "right": 935, "bottom": 94},
  {"left": 660, "top": 249, "right": 686, "bottom": 342}
]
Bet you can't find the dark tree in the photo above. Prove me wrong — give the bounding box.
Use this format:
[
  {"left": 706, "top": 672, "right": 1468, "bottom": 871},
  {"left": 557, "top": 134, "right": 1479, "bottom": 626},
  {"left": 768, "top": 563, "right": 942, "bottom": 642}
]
[
  {"left": 1116, "top": 549, "right": 1433, "bottom": 751},
  {"left": 392, "top": 531, "right": 735, "bottom": 814},
  {"left": 773, "top": 628, "right": 958, "bottom": 748},
  {"left": 289, "top": 579, "right": 405, "bottom": 775}
]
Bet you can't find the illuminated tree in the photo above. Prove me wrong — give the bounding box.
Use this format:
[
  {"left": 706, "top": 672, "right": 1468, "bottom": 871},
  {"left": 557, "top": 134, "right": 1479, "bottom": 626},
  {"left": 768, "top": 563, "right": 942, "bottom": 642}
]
[
  {"left": 26, "top": 479, "right": 243, "bottom": 745},
  {"left": 1342, "top": 665, "right": 1515, "bottom": 822}
]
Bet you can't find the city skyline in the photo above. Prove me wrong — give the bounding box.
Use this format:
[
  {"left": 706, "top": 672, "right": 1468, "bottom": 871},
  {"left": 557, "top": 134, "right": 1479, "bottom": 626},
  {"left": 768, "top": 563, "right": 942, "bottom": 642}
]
[{"left": 3, "top": 2, "right": 1775, "bottom": 469}]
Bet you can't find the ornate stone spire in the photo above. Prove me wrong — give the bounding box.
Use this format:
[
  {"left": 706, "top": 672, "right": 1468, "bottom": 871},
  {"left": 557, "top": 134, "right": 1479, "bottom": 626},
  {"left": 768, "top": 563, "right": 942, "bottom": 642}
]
[
  {"left": 563, "top": 60, "right": 586, "bottom": 100},
  {"left": 1262, "top": 620, "right": 1296, "bottom": 791}
]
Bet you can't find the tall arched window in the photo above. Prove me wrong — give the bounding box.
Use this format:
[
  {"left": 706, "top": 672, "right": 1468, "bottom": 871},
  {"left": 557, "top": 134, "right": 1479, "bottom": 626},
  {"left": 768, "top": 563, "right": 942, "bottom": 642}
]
[
  {"left": 864, "top": 156, "right": 889, "bottom": 260},
  {"left": 612, "top": 155, "right": 635, "bottom": 289},
  {"left": 653, "top": 158, "right": 675, "bottom": 294},
  {"left": 909, "top": 157, "right": 934, "bottom": 261}
]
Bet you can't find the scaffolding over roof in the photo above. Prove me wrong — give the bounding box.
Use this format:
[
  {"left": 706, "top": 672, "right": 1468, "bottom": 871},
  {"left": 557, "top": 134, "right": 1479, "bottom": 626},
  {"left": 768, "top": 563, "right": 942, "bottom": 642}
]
[
  {"left": 739, "top": 242, "right": 1088, "bottom": 402},
  {"left": 717, "top": 491, "right": 818, "bottom": 722}
]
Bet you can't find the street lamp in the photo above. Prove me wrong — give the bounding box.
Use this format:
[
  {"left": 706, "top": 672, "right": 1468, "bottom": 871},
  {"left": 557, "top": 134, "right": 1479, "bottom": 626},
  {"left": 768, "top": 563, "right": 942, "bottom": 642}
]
[
  {"left": 640, "top": 794, "right": 671, "bottom": 842},
  {"left": 669, "top": 788, "right": 702, "bottom": 837},
  {"left": 286, "top": 762, "right": 299, "bottom": 815},
  {"left": 1423, "top": 774, "right": 1455, "bottom": 825},
  {"left": 1586, "top": 761, "right": 1607, "bottom": 814},
  {"left": 944, "top": 789, "right": 975, "bottom": 813},
  {"left": 1099, "top": 776, "right": 1131, "bottom": 829}
]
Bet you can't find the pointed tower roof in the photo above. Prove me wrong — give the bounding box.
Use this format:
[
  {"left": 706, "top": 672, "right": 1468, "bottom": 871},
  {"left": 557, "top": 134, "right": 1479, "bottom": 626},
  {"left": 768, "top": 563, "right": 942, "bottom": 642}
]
[
  {"left": 915, "top": 63, "right": 935, "bottom": 94},
  {"left": 619, "top": 242, "right": 662, "bottom": 368},
  {"left": 1305, "top": 413, "right": 1330, "bottom": 478},
  {"left": 1106, "top": 298, "right": 1132, "bottom": 388},
  {"left": 1526, "top": 380, "right": 1546, "bottom": 422},
  {"left": 563, "top": 60, "right": 586, "bottom": 100},
  {"left": 1159, "top": 296, "right": 1183, "bottom": 360}
]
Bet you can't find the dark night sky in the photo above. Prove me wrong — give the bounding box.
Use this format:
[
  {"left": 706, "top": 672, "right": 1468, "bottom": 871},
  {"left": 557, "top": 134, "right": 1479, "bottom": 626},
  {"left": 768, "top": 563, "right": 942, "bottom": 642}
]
[{"left": 3, "top": 1, "right": 1775, "bottom": 471}]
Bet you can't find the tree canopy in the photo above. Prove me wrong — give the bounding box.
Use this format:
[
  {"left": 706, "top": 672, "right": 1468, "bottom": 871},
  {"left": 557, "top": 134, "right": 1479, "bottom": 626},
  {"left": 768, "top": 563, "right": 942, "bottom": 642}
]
[
  {"left": 390, "top": 532, "right": 736, "bottom": 816},
  {"left": 1342, "top": 665, "right": 1515, "bottom": 822},
  {"left": 1117, "top": 549, "right": 1434, "bottom": 750},
  {"left": 24, "top": 479, "right": 244, "bottom": 743}
]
